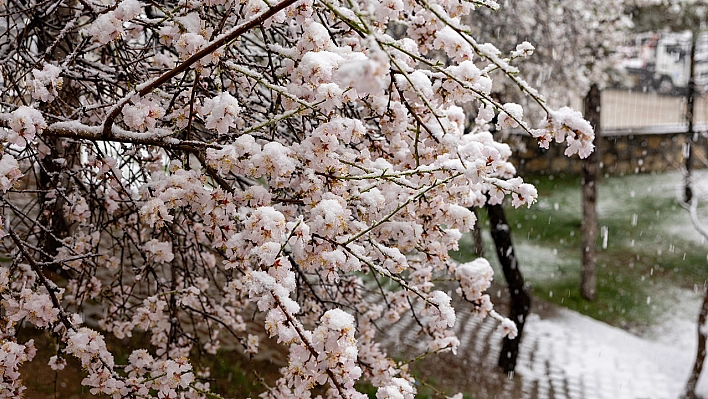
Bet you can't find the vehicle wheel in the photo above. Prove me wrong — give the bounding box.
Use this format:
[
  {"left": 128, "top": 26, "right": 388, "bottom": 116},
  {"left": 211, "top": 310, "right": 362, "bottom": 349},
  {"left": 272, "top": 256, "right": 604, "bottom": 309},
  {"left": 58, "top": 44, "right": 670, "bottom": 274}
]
[{"left": 656, "top": 76, "right": 675, "bottom": 95}]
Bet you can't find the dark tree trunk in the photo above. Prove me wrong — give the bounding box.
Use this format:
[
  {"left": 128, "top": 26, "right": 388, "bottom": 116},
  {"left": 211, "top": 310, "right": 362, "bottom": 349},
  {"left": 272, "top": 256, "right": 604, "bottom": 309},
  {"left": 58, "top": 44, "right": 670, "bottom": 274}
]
[
  {"left": 37, "top": 139, "right": 76, "bottom": 260},
  {"left": 685, "top": 33, "right": 697, "bottom": 204},
  {"left": 471, "top": 208, "right": 484, "bottom": 257},
  {"left": 581, "top": 83, "right": 601, "bottom": 301},
  {"left": 684, "top": 286, "right": 708, "bottom": 399},
  {"left": 35, "top": 6, "right": 81, "bottom": 265},
  {"left": 682, "top": 34, "right": 706, "bottom": 397},
  {"left": 486, "top": 203, "right": 531, "bottom": 374}
]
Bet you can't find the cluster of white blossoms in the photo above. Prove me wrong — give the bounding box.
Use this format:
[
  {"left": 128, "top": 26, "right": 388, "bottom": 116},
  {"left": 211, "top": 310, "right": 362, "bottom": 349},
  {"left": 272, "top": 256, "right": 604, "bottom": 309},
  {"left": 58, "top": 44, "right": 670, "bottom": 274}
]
[
  {"left": 0, "top": 338, "right": 36, "bottom": 399},
  {"left": 123, "top": 95, "right": 166, "bottom": 132},
  {"left": 0, "top": 0, "right": 596, "bottom": 396},
  {"left": 0, "top": 154, "right": 22, "bottom": 193},
  {"left": 29, "top": 63, "right": 63, "bottom": 102},
  {"left": 83, "top": 0, "right": 143, "bottom": 44},
  {"left": 201, "top": 93, "right": 242, "bottom": 135},
  {"left": 6, "top": 106, "right": 46, "bottom": 148}
]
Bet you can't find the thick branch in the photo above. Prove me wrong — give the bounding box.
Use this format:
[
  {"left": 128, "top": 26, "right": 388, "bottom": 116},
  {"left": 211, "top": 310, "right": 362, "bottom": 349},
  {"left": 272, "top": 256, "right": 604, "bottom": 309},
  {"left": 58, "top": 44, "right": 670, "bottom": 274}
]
[
  {"left": 101, "top": 0, "right": 299, "bottom": 136},
  {"left": 0, "top": 116, "right": 219, "bottom": 150}
]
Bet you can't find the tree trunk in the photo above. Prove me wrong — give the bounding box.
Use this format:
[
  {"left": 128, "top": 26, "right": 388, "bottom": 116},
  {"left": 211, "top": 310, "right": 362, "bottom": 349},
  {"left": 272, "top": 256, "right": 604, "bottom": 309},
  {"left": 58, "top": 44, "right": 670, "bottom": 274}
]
[
  {"left": 486, "top": 203, "right": 531, "bottom": 374},
  {"left": 35, "top": 5, "right": 81, "bottom": 266},
  {"left": 683, "top": 37, "right": 706, "bottom": 394},
  {"left": 581, "top": 83, "right": 601, "bottom": 301},
  {"left": 471, "top": 207, "right": 484, "bottom": 257},
  {"left": 37, "top": 138, "right": 76, "bottom": 260},
  {"left": 685, "top": 33, "right": 697, "bottom": 204},
  {"left": 684, "top": 286, "right": 708, "bottom": 399}
]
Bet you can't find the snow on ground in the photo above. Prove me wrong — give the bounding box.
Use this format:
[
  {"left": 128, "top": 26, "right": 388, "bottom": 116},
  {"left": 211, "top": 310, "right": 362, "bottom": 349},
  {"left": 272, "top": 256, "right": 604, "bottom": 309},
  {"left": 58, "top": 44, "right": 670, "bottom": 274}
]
[
  {"left": 516, "top": 299, "right": 707, "bottom": 399},
  {"left": 601, "top": 169, "right": 708, "bottom": 245},
  {"left": 514, "top": 170, "right": 708, "bottom": 398},
  {"left": 446, "top": 170, "right": 708, "bottom": 398},
  {"left": 381, "top": 287, "right": 708, "bottom": 399},
  {"left": 514, "top": 242, "right": 571, "bottom": 281}
]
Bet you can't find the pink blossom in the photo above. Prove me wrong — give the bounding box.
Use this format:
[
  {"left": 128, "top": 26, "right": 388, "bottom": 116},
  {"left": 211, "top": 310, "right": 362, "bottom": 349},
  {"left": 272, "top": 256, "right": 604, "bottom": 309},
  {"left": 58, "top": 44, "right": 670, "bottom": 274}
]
[
  {"left": 201, "top": 92, "right": 241, "bottom": 135},
  {"left": 48, "top": 355, "right": 67, "bottom": 370},
  {"left": 8, "top": 106, "right": 46, "bottom": 147},
  {"left": 143, "top": 239, "right": 175, "bottom": 263},
  {"left": 0, "top": 155, "right": 22, "bottom": 193},
  {"left": 122, "top": 96, "right": 165, "bottom": 132},
  {"left": 30, "top": 63, "right": 63, "bottom": 102}
]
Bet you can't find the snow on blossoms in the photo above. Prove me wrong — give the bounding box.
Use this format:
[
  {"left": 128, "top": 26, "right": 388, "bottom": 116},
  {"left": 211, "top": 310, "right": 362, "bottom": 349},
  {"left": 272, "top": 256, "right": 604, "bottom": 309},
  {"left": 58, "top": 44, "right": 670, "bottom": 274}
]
[
  {"left": 8, "top": 106, "right": 46, "bottom": 147},
  {"left": 534, "top": 107, "right": 595, "bottom": 158},
  {"left": 201, "top": 92, "right": 241, "bottom": 135},
  {"left": 497, "top": 103, "right": 523, "bottom": 130},
  {"left": 84, "top": 0, "right": 143, "bottom": 44},
  {"left": 0, "top": 0, "right": 600, "bottom": 396},
  {"left": 0, "top": 154, "right": 22, "bottom": 192},
  {"left": 29, "top": 63, "right": 63, "bottom": 102},
  {"left": 455, "top": 258, "right": 494, "bottom": 317},
  {"left": 122, "top": 95, "right": 165, "bottom": 132}
]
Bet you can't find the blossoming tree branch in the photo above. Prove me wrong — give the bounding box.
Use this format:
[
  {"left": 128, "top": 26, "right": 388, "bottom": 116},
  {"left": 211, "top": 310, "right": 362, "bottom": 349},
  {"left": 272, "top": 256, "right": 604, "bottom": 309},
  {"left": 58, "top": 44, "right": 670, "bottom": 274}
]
[{"left": 0, "top": 0, "right": 594, "bottom": 396}]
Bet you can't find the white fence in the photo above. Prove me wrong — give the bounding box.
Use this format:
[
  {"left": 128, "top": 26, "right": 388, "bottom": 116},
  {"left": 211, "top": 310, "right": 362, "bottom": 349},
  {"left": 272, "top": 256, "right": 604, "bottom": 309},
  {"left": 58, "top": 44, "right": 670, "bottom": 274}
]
[{"left": 601, "top": 89, "right": 708, "bottom": 135}]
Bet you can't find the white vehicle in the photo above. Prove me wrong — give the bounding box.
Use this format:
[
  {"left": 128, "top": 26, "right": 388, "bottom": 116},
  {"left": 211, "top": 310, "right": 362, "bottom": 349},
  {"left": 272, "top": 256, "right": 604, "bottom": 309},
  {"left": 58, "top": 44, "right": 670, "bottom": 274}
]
[{"left": 623, "top": 31, "right": 708, "bottom": 94}]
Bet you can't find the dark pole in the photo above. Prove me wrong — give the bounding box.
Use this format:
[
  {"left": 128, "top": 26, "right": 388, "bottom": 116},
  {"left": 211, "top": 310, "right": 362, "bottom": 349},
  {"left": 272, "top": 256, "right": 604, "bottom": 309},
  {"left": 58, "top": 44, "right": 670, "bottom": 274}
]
[
  {"left": 581, "top": 83, "right": 601, "bottom": 301},
  {"left": 685, "top": 32, "right": 697, "bottom": 203}
]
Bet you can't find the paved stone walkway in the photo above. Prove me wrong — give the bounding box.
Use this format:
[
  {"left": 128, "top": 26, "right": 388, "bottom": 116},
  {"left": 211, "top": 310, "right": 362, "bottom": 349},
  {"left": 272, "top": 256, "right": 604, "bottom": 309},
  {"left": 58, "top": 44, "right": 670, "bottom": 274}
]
[{"left": 378, "top": 296, "right": 703, "bottom": 399}]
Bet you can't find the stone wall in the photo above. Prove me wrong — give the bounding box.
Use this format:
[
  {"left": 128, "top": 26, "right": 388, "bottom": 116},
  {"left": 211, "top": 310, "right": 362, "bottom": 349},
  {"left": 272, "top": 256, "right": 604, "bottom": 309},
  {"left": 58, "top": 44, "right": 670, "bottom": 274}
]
[{"left": 507, "top": 129, "right": 707, "bottom": 176}]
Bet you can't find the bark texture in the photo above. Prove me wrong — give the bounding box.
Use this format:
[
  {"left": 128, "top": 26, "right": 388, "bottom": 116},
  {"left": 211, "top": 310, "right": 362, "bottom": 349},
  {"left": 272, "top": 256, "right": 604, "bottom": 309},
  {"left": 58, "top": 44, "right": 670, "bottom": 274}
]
[
  {"left": 487, "top": 203, "right": 531, "bottom": 374},
  {"left": 471, "top": 207, "right": 484, "bottom": 257},
  {"left": 683, "top": 287, "right": 708, "bottom": 399},
  {"left": 685, "top": 34, "right": 697, "bottom": 204}
]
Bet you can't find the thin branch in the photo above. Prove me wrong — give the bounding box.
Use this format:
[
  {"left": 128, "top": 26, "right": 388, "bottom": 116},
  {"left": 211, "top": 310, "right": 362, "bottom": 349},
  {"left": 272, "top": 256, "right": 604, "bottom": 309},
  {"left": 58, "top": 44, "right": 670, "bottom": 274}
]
[{"left": 101, "top": 0, "right": 299, "bottom": 137}]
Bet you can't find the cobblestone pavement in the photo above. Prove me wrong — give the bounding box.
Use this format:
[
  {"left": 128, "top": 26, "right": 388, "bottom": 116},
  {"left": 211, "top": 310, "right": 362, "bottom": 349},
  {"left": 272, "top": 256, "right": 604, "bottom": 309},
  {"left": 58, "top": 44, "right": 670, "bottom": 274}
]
[{"left": 379, "top": 298, "right": 702, "bottom": 399}]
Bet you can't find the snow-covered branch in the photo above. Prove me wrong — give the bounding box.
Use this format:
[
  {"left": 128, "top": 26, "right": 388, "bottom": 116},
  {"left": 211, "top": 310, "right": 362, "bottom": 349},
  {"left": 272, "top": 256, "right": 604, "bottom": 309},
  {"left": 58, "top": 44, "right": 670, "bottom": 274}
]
[{"left": 0, "top": 0, "right": 601, "bottom": 396}]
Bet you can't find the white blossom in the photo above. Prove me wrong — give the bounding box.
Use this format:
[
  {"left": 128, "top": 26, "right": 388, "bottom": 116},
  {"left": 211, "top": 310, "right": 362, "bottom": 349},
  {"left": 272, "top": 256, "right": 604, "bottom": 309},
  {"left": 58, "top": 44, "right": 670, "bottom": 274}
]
[
  {"left": 202, "top": 93, "right": 241, "bottom": 135},
  {"left": 0, "top": 0, "right": 601, "bottom": 396},
  {"left": 8, "top": 106, "right": 46, "bottom": 147},
  {"left": 30, "top": 63, "right": 63, "bottom": 102}
]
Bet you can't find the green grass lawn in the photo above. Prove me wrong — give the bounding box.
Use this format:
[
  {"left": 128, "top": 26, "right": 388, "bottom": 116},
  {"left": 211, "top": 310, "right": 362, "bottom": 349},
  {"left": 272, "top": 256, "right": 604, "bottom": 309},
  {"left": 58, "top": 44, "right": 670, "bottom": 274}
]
[{"left": 453, "top": 170, "right": 708, "bottom": 332}]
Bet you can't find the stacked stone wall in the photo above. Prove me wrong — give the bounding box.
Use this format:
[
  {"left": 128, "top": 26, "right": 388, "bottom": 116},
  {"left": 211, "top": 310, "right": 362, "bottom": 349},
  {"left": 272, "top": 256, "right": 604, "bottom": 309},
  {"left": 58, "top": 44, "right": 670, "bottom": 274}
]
[{"left": 507, "top": 131, "right": 707, "bottom": 176}]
